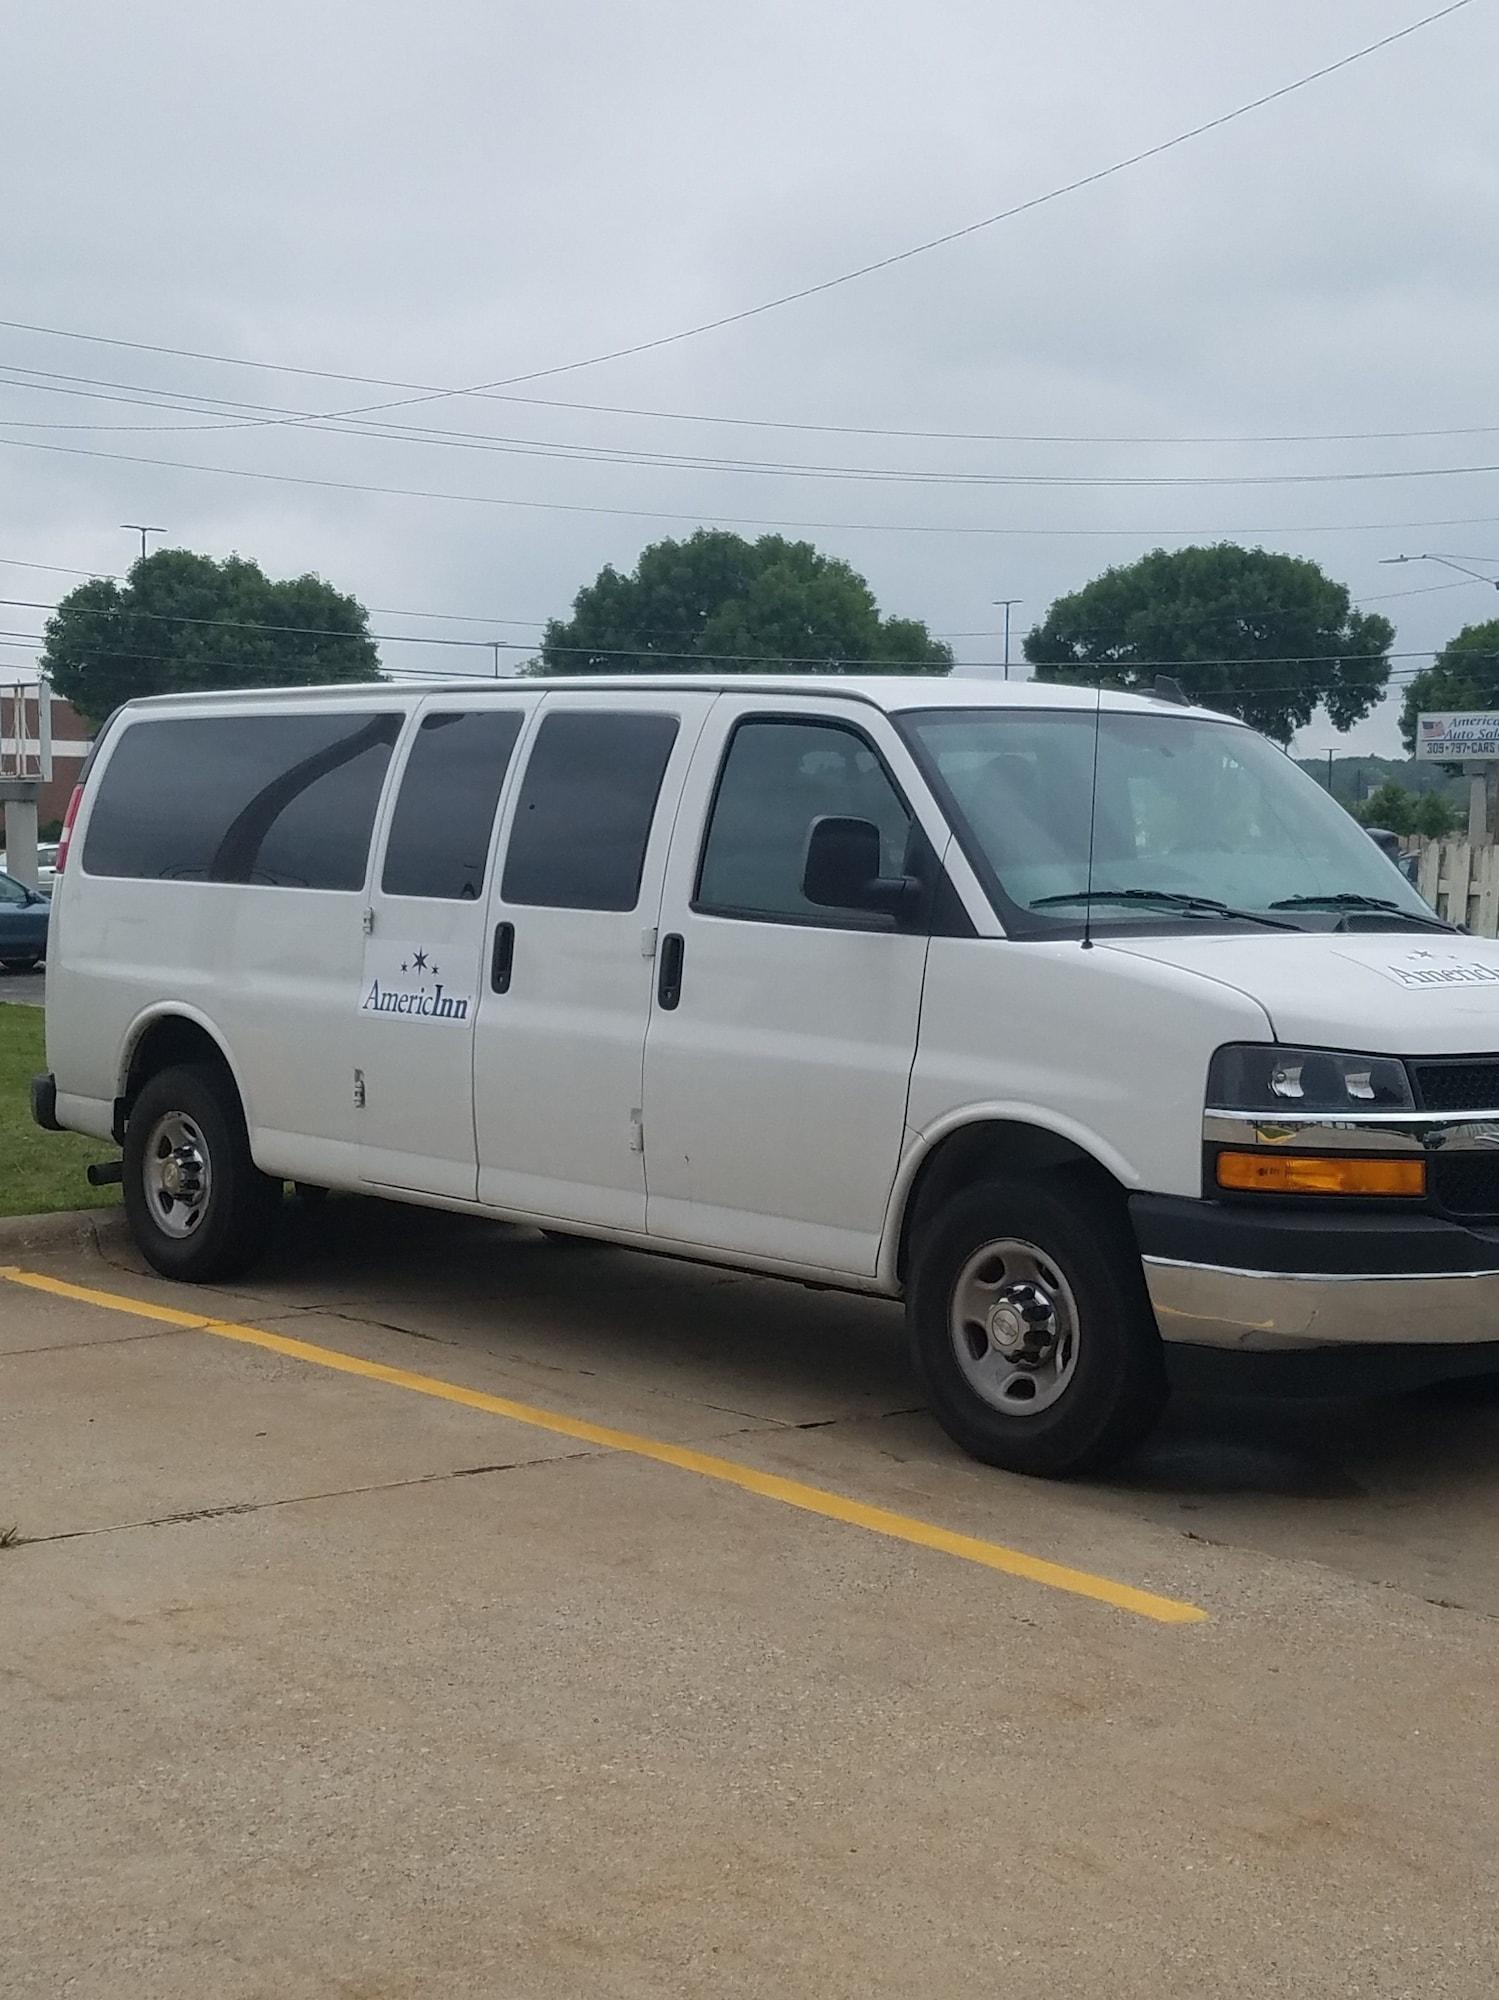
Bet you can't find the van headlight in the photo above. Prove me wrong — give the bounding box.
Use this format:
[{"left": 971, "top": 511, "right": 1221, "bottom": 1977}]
[{"left": 1208, "top": 1045, "right": 1414, "bottom": 1113}]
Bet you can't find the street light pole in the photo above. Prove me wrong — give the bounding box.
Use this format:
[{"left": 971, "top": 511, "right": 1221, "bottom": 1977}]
[
  {"left": 120, "top": 524, "right": 165, "bottom": 563},
  {"left": 993, "top": 598, "right": 1022, "bottom": 680},
  {"left": 1380, "top": 552, "right": 1499, "bottom": 590}
]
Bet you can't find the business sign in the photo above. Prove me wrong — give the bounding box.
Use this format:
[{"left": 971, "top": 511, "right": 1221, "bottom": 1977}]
[{"left": 1415, "top": 711, "right": 1499, "bottom": 762}]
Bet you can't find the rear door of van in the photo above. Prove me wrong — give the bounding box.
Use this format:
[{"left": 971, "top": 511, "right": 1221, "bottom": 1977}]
[
  {"left": 59, "top": 700, "right": 403, "bottom": 1173},
  {"left": 355, "top": 692, "right": 538, "bottom": 1197},
  {"left": 471, "top": 692, "right": 712, "bottom": 1231}
]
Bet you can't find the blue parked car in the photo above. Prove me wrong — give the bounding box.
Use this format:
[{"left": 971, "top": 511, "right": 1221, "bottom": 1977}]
[{"left": 0, "top": 867, "right": 49, "bottom": 971}]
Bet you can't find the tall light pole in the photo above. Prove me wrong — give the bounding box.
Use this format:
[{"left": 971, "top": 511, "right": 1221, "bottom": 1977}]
[
  {"left": 490, "top": 640, "right": 504, "bottom": 679},
  {"left": 120, "top": 524, "right": 165, "bottom": 563},
  {"left": 1380, "top": 552, "right": 1499, "bottom": 590},
  {"left": 993, "top": 598, "right": 1022, "bottom": 680},
  {"left": 1383, "top": 553, "right": 1499, "bottom": 845}
]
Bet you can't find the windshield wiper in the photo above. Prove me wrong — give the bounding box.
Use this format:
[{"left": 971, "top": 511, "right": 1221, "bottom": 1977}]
[
  {"left": 1030, "top": 889, "right": 1298, "bottom": 930},
  {"left": 1269, "top": 893, "right": 1455, "bottom": 930}
]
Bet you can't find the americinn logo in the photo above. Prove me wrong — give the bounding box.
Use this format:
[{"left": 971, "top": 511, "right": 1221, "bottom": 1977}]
[{"left": 361, "top": 944, "right": 472, "bottom": 1022}]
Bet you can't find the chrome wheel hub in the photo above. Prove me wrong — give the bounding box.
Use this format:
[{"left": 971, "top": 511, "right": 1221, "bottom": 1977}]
[
  {"left": 143, "top": 1112, "right": 212, "bottom": 1239},
  {"left": 950, "top": 1238, "right": 1079, "bottom": 1418}
]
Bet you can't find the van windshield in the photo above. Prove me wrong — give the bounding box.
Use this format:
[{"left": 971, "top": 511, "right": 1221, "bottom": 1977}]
[{"left": 901, "top": 707, "right": 1440, "bottom": 935}]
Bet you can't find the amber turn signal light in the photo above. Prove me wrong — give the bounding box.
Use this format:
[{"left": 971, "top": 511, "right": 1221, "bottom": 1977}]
[{"left": 1216, "top": 1151, "right": 1426, "bottom": 1197}]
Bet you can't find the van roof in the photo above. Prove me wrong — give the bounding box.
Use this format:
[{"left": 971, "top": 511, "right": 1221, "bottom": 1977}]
[{"left": 124, "top": 674, "right": 1236, "bottom": 725}]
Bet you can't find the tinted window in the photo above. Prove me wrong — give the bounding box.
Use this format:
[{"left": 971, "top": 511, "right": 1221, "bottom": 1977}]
[
  {"left": 501, "top": 711, "right": 679, "bottom": 911},
  {"left": 696, "top": 718, "right": 912, "bottom": 923},
  {"left": 382, "top": 708, "right": 523, "bottom": 900},
  {"left": 0, "top": 872, "right": 28, "bottom": 906},
  {"left": 83, "top": 712, "right": 400, "bottom": 890}
]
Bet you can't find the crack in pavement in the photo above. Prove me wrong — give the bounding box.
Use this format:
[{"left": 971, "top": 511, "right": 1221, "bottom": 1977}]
[{"left": 0, "top": 1447, "right": 603, "bottom": 1550}]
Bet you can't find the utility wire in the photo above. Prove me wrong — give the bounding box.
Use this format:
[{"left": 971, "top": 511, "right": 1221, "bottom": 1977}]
[
  {"left": 0, "top": 1, "right": 1475, "bottom": 439},
  {"left": 0, "top": 551, "right": 1483, "bottom": 633},
  {"left": 8, "top": 364, "right": 1499, "bottom": 489},
  {"left": 8, "top": 432, "right": 1499, "bottom": 541},
  {"left": 324, "top": 1, "right": 1486, "bottom": 415},
  {"left": 2, "top": 338, "right": 1496, "bottom": 452},
  {"left": 3, "top": 605, "right": 1481, "bottom": 674}
]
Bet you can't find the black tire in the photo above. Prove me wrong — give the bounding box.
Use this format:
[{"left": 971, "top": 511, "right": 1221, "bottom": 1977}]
[
  {"left": 908, "top": 1173, "right": 1167, "bottom": 1477},
  {"left": 123, "top": 1063, "right": 281, "bottom": 1281},
  {"left": 1, "top": 956, "right": 40, "bottom": 972}
]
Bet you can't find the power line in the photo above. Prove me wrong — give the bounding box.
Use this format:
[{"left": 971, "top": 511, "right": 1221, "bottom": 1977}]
[
  {"left": 9, "top": 432, "right": 1499, "bottom": 541},
  {"left": 0, "top": 550, "right": 1482, "bottom": 632},
  {"left": 10, "top": 364, "right": 1499, "bottom": 489},
  {"left": 0, "top": 552, "right": 549, "bottom": 626},
  {"left": 328, "top": 1, "right": 1482, "bottom": 416},
  {"left": 3, "top": 340, "right": 1497, "bottom": 453},
  {"left": 0, "top": 2, "right": 1475, "bottom": 444},
  {"left": 5, "top": 605, "right": 1481, "bottom": 674}
]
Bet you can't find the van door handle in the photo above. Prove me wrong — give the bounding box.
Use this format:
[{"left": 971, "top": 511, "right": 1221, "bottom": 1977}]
[
  {"left": 657, "top": 932, "right": 685, "bottom": 1010},
  {"left": 491, "top": 921, "right": 515, "bottom": 993}
]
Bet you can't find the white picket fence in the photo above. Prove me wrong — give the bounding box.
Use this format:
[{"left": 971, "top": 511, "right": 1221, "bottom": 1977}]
[{"left": 1412, "top": 839, "right": 1499, "bottom": 935}]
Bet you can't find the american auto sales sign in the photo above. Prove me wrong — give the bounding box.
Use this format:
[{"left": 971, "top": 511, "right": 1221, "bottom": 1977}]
[{"left": 1416, "top": 712, "right": 1499, "bottom": 761}]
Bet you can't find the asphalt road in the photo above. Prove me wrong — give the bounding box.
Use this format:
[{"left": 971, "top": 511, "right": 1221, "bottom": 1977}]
[
  {"left": 3, "top": 1198, "right": 1497, "bottom": 1998},
  {"left": 0, "top": 967, "right": 44, "bottom": 1006}
]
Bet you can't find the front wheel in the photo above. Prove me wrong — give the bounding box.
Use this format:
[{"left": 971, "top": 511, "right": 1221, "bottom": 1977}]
[
  {"left": 908, "top": 1175, "right": 1166, "bottom": 1477},
  {"left": 123, "top": 1063, "right": 281, "bottom": 1281}
]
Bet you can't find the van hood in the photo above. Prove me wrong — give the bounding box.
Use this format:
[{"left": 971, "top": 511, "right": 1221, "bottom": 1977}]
[{"left": 1098, "top": 931, "right": 1499, "bottom": 1055}]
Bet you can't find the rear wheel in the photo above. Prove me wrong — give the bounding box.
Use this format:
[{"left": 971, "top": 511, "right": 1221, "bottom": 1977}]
[
  {"left": 908, "top": 1174, "right": 1166, "bottom": 1477},
  {"left": 123, "top": 1063, "right": 281, "bottom": 1281}
]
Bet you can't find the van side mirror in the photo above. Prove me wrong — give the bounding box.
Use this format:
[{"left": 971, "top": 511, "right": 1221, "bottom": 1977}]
[{"left": 802, "top": 816, "right": 922, "bottom": 921}]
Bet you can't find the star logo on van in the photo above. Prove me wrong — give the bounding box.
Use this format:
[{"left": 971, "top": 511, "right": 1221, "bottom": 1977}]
[{"left": 398, "top": 950, "right": 439, "bottom": 976}]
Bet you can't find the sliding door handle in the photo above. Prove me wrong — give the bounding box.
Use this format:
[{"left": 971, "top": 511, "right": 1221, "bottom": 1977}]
[
  {"left": 657, "top": 932, "right": 685, "bottom": 1010},
  {"left": 490, "top": 921, "right": 515, "bottom": 993}
]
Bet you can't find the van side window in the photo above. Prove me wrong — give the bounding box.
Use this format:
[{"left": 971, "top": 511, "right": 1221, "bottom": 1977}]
[
  {"left": 695, "top": 717, "right": 912, "bottom": 925},
  {"left": 382, "top": 709, "right": 524, "bottom": 900},
  {"left": 501, "top": 711, "right": 679, "bottom": 912},
  {"left": 81, "top": 713, "right": 400, "bottom": 890}
]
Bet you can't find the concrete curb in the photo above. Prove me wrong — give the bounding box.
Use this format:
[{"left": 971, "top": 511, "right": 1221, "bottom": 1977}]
[{"left": 0, "top": 1206, "right": 125, "bottom": 1255}]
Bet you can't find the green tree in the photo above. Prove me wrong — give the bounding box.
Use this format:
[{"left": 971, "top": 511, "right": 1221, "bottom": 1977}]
[
  {"left": 1023, "top": 544, "right": 1392, "bottom": 744},
  {"left": 41, "top": 549, "right": 380, "bottom": 726},
  {"left": 1413, "top": 788, "right": 1458, "bottom": 839},
  {"left": 541, "top": 530, "right": 952, "bottom": 677},
  {"left": 1356, "top": 781, "right": 1417, "bottom": 834},
  {"left": 1398, "top": 620, "right": 1499, "bottom": 753}
]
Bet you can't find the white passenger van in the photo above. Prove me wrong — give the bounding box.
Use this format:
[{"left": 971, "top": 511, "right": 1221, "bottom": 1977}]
[{"left": 34, "top": 677, "right": 1499, "bottom": 1475}]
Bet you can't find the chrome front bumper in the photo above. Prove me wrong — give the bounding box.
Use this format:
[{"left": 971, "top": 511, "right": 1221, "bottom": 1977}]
[{"left": 1143, "top": 1254, "right": 1499, "bottom": 1350}]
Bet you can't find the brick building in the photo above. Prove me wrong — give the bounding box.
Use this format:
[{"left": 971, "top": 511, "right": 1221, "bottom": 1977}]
[{"left": 0, "top": 684, "right": 94, "bottom": 841}]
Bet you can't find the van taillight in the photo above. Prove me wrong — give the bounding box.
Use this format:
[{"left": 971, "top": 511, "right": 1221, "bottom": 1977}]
[{"left": 54, "top": 783, "right": 84, "bottom": 874}]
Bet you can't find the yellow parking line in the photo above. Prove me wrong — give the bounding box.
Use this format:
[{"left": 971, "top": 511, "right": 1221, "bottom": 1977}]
[{"left": 1, "top": 1265, "right": 1207, "bottom": 1625}]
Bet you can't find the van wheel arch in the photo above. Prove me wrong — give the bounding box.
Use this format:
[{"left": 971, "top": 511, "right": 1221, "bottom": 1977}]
[
  {"left": 896, "top": 1121, "right": 1127, "bottom": 1284},
  {"left": 119, "top": 1015, "right": 243, "bottom": 1141}
]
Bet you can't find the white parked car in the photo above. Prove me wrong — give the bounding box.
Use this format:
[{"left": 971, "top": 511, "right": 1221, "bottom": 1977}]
[
  {"left": 0, "top": 842, "right": 58, "bottom": 891},
  {"left": 33, "top": 676, "right": 1499, "bottom": 1475}
]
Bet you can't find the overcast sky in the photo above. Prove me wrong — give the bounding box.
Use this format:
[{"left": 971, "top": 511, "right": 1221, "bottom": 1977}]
[{"left": 3, "top": 0, "right": 1498, "bottom": 755}]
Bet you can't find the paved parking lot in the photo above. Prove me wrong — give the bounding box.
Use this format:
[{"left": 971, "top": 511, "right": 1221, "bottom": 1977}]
[
  {"left": 4, "top": 1199, "right": 1498, "bottom": 1997},
  {"left": 0, "top": 967, "right": 45, "bottom": 1006}
]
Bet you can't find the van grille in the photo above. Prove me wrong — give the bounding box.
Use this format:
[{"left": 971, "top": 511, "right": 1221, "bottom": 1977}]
[
  {"left": 1410, "top": 1059, "right": 1499, "bottom": 1114},
  {"left": 1430, "top": 1154, "right": 1499, "bottom": 1220}
]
